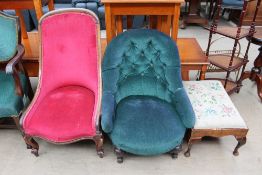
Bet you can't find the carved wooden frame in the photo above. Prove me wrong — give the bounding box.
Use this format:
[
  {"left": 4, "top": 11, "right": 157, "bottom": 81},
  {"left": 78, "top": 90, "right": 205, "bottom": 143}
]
[
  {"left": 19, "top": 8, "right": 104, "bottom": 158},
  {"left": 0, "top": 11, "right": 33, "bottom": 128},
  {"left": 184, "top": 128, "right": 248, "bottom": 157}
]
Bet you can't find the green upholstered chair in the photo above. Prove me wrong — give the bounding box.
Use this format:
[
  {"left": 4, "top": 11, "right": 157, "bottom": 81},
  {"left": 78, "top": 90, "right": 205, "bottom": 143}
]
[
  {"left": 0, "top": 11, "right": 32, "bottom": 128},
  {"left": 102, "top": 29, "right": 196, "bottom": 163}
]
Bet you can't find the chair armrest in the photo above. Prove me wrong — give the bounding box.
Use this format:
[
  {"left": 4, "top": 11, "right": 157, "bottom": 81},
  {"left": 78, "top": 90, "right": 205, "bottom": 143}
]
[
  {"left": 5, "top": 44, "right": 25, "bottom": 96},
  {"left": 6, "top": 44, "right": 25, "bottom": 74},
  {"left": 172, "top": 88, "right": 196, "bottom": 128},
  {"left": 101, "top": 92, "right": 116, "bottom": 133}
]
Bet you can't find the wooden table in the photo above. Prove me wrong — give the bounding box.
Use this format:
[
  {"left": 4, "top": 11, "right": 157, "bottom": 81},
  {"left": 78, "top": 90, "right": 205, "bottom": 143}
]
[
  {"left": 0, "top": 0, "right": 54, "bottom": 39},
  {"left": 101, "top": 0, "right": 184, "bottom": 43},
  {"left": 240, "top": 29, "right": 262, "bottom": 101},
  {"left": 181, "top": 0, "right": 208, "bottom": 29},
  {"left": 22, "top": 32, "right": 208, "bottom": 80}
]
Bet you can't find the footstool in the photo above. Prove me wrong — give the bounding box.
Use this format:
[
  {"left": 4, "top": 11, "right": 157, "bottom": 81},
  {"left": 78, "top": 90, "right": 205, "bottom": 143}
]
[{"left": 183, "top": 80, "right": 248, "bottom": 157}]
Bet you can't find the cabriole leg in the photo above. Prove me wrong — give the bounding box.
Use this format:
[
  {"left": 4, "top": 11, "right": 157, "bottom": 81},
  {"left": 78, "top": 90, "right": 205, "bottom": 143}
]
[
  {"left": 184, "top": 137, "right": 202, "bottom": 157},
  {"left": 94, "top": 134, "right": 104, "bottom": 158},
  {"left": 233, "top": 137, "right": 247, "bottom": 156},
  {"left": 23, "top": 135, "right": 39, "bottom": 157}
]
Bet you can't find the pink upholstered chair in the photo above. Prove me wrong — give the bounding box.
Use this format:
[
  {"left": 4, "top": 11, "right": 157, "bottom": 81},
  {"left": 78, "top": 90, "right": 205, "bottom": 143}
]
[{"left": 20, "top": 9, "right": 103, "bottom": 158}]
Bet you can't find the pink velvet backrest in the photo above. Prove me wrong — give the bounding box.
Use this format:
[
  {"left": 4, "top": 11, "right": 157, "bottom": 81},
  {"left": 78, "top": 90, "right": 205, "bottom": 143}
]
[{"left": 22, "top": 9, "right": 101, "bottom": 131}]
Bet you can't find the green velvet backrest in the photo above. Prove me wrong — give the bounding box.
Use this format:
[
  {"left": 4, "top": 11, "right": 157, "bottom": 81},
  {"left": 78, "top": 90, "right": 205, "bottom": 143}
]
[
  {"left": 0, "top": 12, "right": 19, "bottom": 62},
  {"left": 103, "top": 29, "right": 183, "bottom": 104}
]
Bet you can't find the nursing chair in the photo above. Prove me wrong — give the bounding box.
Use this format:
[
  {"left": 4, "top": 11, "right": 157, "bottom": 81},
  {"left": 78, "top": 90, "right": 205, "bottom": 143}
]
[
  {"left": 102, "top": 29, "right": 196, "bottom": 163},
  {"left": 20, "top": 9, "right": 103, "bottom": 157},
  {"left": 0, "top": 12, "right": 32, "bottom": 128}
]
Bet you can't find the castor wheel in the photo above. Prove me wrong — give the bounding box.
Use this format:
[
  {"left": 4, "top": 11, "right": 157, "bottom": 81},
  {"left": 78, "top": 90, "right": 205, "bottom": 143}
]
[
  {"left": 184, "top": 151, "right": 190, "bottom": 157},
  {"left": 31, "top": 149, "right": 39, "bottom": 157},
  {"left": 26, "top": 144, "right": 32, "bottom": 149},
  {"left": 233, "top": 150, "right": 239, "bottom": 156},
  {"left": 97, "top": 150, "right": 104, "bottom": 158},
  {"left": 117, "top": 157, "right": 123, "bottom": 163},
  {"left": 171, "top": 153, "right": 178, "bottom": 159}
]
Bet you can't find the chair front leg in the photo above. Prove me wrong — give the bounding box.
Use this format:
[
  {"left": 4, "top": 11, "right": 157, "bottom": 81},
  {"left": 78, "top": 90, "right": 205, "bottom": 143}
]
[
  {"left": 23, "top": 134, "right": 39, "bottom": 157},
  {"left": 94, "top": 134, "right": 104, "bottom": 158},
  {"left": 114, "top": 147, "right": 124, "bottom": 163}
]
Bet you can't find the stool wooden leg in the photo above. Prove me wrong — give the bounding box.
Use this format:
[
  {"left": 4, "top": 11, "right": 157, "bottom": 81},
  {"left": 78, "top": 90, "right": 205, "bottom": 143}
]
[
  {"left": 184, "top": 137, "right": 202, "bottom": 157},
  {"left": 233, "top": 137, "right": 247, "bottom": 156},
  {"left": 255, "top": 75, "right": 262, "bottom": 101}
]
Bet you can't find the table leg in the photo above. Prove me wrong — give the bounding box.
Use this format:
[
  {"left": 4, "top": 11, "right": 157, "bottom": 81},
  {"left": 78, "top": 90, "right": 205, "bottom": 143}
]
[
  {"left": 181, "top": 0, "right": 208, "bottom": 29},
  {"left": 156, "top": 16, "right": 162, "bottom": 31},
  {"left": 48, "top": 0, "right": 55, "bottom": 11},
  {"left": 105, "top": 4, "right": 114, "bottom": 43},
  {"left": 15, "top": 10, "right": 28, "bottom": 39},
  {"left": 127, "top": 16, "right": 133, "bottom": 29},
  {"left": 199, "top": 64, "right": 207, "bottom": 80},
  {"left": 149, "top": 16, "right": 157, "bottom": 29},
  {"left": 182, "top": 71, "right": 190, "bottom": 81},
  {"left": 116, "top": 15, "right": 123, "bottom": 35},
  {"left": 33, "top": 0, "right": 44, "bottom": 21},
  {"left": 172, "top": 4, "right": 180, "bottom": 41}
]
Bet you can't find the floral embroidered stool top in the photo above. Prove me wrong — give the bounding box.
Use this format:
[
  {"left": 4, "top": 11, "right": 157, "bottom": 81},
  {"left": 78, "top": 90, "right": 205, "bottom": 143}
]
[
  {"left": 183, "top": 80, "right": 247, "bottom": 129},
  {"left": 182, "top": 80, "right": 248, "bottom": 157}
]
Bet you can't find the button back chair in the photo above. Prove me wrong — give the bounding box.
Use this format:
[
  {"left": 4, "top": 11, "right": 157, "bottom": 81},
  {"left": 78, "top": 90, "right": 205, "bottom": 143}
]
[
  {"left": 102, "top": 29, "right": 196, "bottom": 163},
  {"left": 0, "top": 11, "right": 33, "bottom": 129},
  {"left": 20, "top": 9, "right": 103, "bottom": 157}
]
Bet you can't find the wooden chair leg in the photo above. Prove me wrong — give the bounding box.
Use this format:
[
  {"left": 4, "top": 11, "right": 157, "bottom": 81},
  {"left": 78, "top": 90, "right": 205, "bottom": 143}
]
[
  {"left": 233, "top": 137, "right": 247, "bottom": 156},
  {"left": 12, "top": 117, "right": 21, "bottom": 130},
  {"left": 184, "top": 137, "right": 202, "bottom": 157},
  {"left": 23, "top": 134, "right": 39, "bottom": 157},
  {"left": 94, "top": 134, "right": 104, "bottom": 158},
  {"left": 114, "top": 147, "right": 124, "bottom": 163},
  {"left": 170, "top": 144, "right": 182, "bottom": 159},
  {"left": 255, "top": 75, "right": 262, "bottom": 101}
]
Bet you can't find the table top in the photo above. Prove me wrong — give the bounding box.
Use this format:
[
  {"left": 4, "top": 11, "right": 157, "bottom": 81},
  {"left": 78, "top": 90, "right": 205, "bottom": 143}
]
[
  {"left": 0, "top": 0, "right": 48, "bottom": 9},
  {"left": 101, "top": 0, "right": 184, "bottom": 3}
]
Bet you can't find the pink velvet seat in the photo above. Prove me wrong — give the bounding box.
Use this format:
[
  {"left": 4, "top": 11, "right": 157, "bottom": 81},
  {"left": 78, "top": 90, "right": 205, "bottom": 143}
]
[{"left": 20, "top": 9, "right": 103, "bottom": 157}]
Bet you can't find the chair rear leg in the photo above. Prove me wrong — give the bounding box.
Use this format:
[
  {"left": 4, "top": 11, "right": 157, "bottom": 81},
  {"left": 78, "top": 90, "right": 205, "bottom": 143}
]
[
  {"left": 94, "top": 134, "right": 104, "bottom": 158},
  {"left": 170, "top": 144, "right": 182, "bottom": 159},
  {"left": 114, "top": 147, "right": 124, "bottom": 163},
  {"left": 23, "top": 135, "right": 39, "bottom": 157}
]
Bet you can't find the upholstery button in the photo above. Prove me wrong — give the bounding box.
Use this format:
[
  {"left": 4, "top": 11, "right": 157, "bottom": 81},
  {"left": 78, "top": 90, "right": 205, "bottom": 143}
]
[
  {"left": 150, "top": 63, "right": 153, "bottom": 67},
  {"left": 157, "top": 75, "right": 160, "bottom": 79},
  {"left": 141, "top": 73, "right": 144, "bottom": 76}
]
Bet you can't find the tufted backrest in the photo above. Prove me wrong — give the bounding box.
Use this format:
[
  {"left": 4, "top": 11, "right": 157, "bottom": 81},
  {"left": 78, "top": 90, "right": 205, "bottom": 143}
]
[
  {"left": 103, "top": 29, "right": 183, "bottom": 104},
  {"left": 0, "top": 12, "right": 19, "bottom": 62}
]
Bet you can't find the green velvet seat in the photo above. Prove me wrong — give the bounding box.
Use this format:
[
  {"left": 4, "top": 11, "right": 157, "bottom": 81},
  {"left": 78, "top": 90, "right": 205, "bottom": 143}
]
[
  {"left": 0, "top": 12, "right": 32, "bottom": 126},
  {"left": 110, "top": 96, "right": 186, "bottom": 156},
  {"left": 102, "top": 29, "right": 196, "bottom": 162}
]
